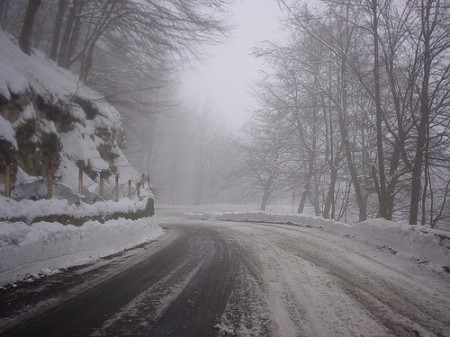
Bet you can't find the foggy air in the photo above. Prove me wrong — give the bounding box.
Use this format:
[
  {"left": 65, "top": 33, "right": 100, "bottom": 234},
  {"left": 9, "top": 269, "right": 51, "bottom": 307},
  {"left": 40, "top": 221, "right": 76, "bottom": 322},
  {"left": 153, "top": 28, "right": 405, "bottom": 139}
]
[{"left": 0, "top": 1, "right": 449, "bottom": 336}]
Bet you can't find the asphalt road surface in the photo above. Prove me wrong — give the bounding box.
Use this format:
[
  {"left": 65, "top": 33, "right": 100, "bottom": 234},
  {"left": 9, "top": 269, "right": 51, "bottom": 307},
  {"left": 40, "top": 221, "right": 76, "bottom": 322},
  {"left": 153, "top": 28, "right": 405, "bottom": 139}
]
[{"left": 1, "top": 209, "right": 449, "bottom": 337}]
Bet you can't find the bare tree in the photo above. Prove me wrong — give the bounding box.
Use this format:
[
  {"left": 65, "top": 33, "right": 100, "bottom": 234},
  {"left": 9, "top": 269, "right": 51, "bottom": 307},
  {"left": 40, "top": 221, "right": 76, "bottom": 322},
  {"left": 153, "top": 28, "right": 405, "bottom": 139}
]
[
  {"left": 408, "top": 0, "right": 450, "bottom": 225},
  {"left": 234, "top": 116, "right": 289, "bottom": 211},
  {"left": 18, "top": 0, "right": 41, "bottom": 55},
  {"left": 48, "top": 0, "right": 67, "bottom": 61}
]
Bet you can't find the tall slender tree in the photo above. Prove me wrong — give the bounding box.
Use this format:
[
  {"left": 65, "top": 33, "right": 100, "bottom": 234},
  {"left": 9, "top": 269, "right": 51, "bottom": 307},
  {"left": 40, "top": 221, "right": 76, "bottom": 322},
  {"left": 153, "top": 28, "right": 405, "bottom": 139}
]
[{"left": 18, "top": 0, "right": 41, "bottom": 55}]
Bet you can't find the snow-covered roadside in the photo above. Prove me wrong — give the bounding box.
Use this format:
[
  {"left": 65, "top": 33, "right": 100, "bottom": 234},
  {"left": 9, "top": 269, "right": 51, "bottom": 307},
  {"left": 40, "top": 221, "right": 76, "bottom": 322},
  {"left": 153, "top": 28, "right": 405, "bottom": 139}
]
[
  {"left": 353, "top": 219, "right": 450, "bottom": 267},
  {"left": 186, "top": 211, "right": 450, "bottom": 270},
  {"left": 189, "top": 211, "right": 350, "bottom": 230},
  {"left": 0, "top": 216, "right": 162, "bottom": 286},
  {"left": 0, "top": 195, "right": 148, "bottom": 223}
]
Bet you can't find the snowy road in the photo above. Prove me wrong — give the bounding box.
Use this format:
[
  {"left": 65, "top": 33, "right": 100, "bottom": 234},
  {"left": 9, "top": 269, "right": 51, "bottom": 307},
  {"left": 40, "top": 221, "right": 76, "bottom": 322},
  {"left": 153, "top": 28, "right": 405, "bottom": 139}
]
[{"left": 1, "top": 210, "right": 450, "bottom": 337}]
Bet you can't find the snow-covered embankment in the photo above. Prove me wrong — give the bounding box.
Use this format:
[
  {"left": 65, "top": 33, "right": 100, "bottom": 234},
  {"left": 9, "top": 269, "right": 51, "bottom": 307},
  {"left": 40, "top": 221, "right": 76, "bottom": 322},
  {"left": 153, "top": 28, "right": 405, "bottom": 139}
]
[
  {"left": 0, "top": 215, "right": 162, "bottom": 286},
  {"left": 187, "top": 211, "right": 450, "bottom": 270}
]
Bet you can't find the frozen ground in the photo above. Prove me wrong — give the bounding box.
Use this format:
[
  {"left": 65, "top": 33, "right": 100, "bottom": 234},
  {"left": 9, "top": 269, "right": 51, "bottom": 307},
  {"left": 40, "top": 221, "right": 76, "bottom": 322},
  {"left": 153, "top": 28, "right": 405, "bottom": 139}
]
[
  {"left": 212, "top": 221, "right": 450, "bottom": 337},
  {"left": 185, "top": 210, "right": 450, "bottom": 270},
  {"left": 0, "top": 216, "right": 162, "bottom": 286}
]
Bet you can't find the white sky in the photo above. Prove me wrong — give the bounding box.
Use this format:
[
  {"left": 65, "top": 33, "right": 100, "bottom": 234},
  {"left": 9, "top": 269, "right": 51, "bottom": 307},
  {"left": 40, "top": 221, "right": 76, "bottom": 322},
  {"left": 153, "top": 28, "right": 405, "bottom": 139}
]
[{"left": 179, "top": 0, "right": 286, "bottom": 131}]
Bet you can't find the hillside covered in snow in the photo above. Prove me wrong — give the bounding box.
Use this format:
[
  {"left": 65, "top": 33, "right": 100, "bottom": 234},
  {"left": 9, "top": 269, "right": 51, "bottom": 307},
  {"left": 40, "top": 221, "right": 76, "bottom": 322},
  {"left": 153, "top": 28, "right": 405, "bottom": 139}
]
[
  {"left": 0, "top": 29, "right": 161, "bottom": 287},
  {"left": 0, "top": 30, "right": 140, "bottom": 201}
]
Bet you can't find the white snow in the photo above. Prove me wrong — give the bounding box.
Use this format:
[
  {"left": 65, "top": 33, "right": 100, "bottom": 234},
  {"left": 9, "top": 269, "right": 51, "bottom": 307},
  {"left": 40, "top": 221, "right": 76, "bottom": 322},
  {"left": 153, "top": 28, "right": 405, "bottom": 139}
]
[
  {"left": 12, "top": 105, "right": 37, "bottom": 128},
  {"left": 0, "top": 30, "right": 160, "bottom": 289},
  {"left": 0, "top": 184, "right": 158, "bottom": 287},
  {"left": 39, "top": 119, "right": 57, "bottom": 135},
  {"left": 0, "top": 30, "right": 140, "bottom": 192},
  {"left": 187, "top": 211, "right": 450, "bottom": 269},
  {"left": 0, "top": 30, "right": 107, "bottom": 107},
  {"left": 0, "top": 195, "right": 148, "bottom": 223},
  {"left": 155, "top": 210, "right": 450, "bottom": 336},
  {"left": 354, "top": 218, "right": 450, "bottom": 267},
  {"left": 60, "top": 122, "right": 110, "bottom": 171},
  {"left": 0, "top": 216, "right": 162, "bottom": 286},
  {"left": 0, "top": 114, "right": 17, "bottom": 149},
  {"left": 57, "top": 154, "right": 96, "bottom": 189}
]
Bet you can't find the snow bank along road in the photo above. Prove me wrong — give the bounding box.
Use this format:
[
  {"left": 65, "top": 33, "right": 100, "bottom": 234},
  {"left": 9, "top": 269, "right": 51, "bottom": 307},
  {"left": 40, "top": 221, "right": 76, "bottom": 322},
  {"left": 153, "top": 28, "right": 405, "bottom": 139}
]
[{"left": 1, "top": 210, "right": 449, "bottom": 337}]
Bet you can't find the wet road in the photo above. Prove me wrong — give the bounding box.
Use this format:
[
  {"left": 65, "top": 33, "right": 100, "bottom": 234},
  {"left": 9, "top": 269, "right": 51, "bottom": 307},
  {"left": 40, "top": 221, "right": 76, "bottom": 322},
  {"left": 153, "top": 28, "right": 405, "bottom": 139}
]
[
  {"left": 1, "top": 211, "right": 449, "bottom": 337},
  {"left": 1, "top": 224, "right": 241, "bottom": 337}
]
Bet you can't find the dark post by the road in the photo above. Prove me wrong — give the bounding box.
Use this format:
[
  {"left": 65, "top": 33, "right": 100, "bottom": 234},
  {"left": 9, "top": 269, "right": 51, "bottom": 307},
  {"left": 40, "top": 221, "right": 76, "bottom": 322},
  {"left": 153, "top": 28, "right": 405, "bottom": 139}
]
[
  {"left": 292, "top": 191, "right": 295, "bottom": 214},
  {"left": 128, "top": 179, "right": 132, "bottom": 198},
  {"left": 145, "top": 198, "right": 155, "bottom": 216},
  {"left": 78, "top": 165, "right": 83, "bottom": 195},
  {"left": 140, "top": 174, "right": 145, "bottom": 188},
  {"left": 4, "top": 162, "right": 11, "bottom": 198},
  {"left": 99, "top": 171, "right": 105, "bottom": 199},
  {"left": 47, "top": 162, "right": 53, "bottom": 199},
  {"left": 114, "top": 174, "right": 119, "bottom": 202}
]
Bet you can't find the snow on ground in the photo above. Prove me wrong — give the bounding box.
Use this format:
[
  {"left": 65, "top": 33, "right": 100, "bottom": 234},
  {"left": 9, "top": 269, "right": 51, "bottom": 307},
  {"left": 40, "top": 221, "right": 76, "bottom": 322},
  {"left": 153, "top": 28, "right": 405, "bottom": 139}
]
[
  {"left": 212, "top": 221, "right": 450, "bottom": 336},
  {"left": 186, "top": 210, "right": 450, "bottom": 270},
  {"left": 0, "top": 192, "right": 160, "bottom": 286},
  {"left": 0, "top": 195, "right": 149, "bottom": 223},
  {"left": 0, "top": 216, "right": 162, "bottom": 286}
]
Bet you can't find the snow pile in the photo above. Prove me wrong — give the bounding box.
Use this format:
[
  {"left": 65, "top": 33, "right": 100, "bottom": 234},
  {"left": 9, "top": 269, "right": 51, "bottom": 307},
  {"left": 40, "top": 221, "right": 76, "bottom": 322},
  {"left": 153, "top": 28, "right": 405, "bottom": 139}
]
[
  {"left": 186, "top": 211, "right": 350, "bottom": 232},
  {"left": 353, "top": 219, "right": 450, "bottom": 267},
  {"left": 0, "top": 195, "right": 148, "bottom": 223},
  {"left": 0, "top": 114, "right": 17, "bottom": 148},
  {"left": 189, "top": 211, "right": 450, "bottom": 269},
  {"left": 0, "top": 217, "right": 162, "bottom": 286}
]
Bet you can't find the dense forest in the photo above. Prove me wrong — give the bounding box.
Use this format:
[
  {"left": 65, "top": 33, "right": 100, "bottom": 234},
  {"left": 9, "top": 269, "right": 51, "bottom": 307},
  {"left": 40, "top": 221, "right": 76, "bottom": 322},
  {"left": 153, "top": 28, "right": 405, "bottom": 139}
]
[{"left": 234, "top": 0, "right": 450, "bottom": 227}]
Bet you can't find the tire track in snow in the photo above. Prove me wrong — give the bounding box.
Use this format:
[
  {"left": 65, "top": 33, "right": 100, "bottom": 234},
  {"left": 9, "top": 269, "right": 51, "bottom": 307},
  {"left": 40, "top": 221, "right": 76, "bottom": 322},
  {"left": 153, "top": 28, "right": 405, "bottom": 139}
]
[
  {"left": 1, "top": 227, "right": 206, "bottom": 337},
  {"left": 215, "top": 241, "right": 273, "bottom": 337},
  {"left": 91, "top": 244, "right": 209, "bottom": 336},
  {"left": 145, "top": 226, "right": 240, "bottom": 337},
  {"left": 229, "top": 227, "right": 390, "bottom": 337},
  {"left": 253, "top": 225, "right": 450, "bottom": 337}
]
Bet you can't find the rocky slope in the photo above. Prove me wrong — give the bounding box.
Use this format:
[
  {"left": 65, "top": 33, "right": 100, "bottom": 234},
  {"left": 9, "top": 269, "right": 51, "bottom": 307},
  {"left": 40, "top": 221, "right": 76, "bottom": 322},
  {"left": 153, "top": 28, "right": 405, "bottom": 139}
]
[{"left": 0, "top": 30, "right": 140, "bottom": 202}]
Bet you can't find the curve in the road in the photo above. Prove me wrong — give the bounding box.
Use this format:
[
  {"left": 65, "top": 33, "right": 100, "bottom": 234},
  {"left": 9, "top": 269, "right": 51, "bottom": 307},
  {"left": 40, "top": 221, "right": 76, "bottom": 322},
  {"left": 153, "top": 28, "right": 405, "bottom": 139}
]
[{"left": 2, "top": 226, "right": 239, "bottom": 337}]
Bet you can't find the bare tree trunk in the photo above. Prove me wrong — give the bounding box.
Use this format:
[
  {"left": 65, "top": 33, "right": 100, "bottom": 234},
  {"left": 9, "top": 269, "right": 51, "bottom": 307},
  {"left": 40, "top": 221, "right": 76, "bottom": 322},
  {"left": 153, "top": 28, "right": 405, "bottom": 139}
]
[
  {"left": 409, "top": 0, "right": 432, "bottom": 225},
  {"left": 323, "top": 164, "right": 338, "bottom": 219},
  {"left": 338, "top": 59, "right": 367, "bottom": 222},
  {"left": 371, "top": 0, "right": 389, "bottom": 219},
  {"left": 57, "top": 0, "right": 79, "bottom": 67},
  {"left": 49, "top": 0, "right": 67, "bottom": 61},
  {"left": 313, "top": 173, "right": 320, "bottom": 216},
  {"left": 18, "top": 0, "right": 42, "bottom": 55},
  {"left": 297, "top": 189, "right": 308, "bottom": 213},
  {"left": 297, "top": 150, "right": 314, "bottom": 213},
  {"left": 322, "top": 67, "right": 340, "bottom": 220},
  {"left": 79, "top": 0, "right": 117, "bottom": 81},
  {"left": 340, "top": 120, "right": 367, "bottom": 222},
  {"left": 66, "top": 0, "right": 85, "bottom": 65},
  {"left": 0, "top": 0, "right": 7, "bottom": 25},
  {"left": 260, "top": 176, "right": 273, "bottom": 211},
  {"left": 79, "top": 40, "right": 95, "bottom": 82}
]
